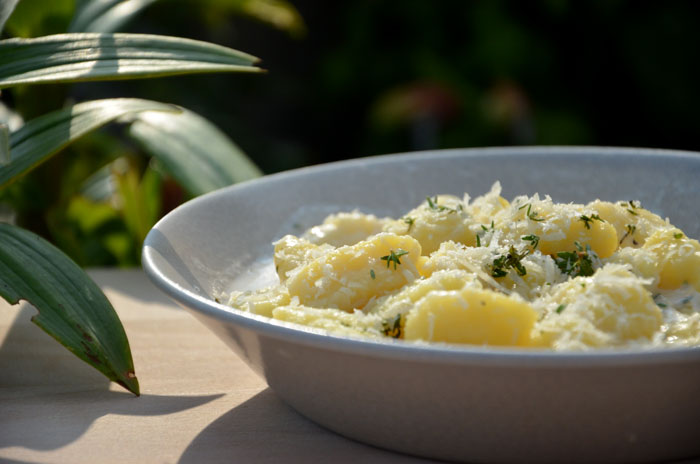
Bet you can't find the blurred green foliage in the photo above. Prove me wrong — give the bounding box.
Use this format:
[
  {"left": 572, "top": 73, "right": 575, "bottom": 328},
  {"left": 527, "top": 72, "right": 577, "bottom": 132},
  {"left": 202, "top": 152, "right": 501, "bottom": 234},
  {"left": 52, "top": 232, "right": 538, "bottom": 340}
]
[
  {"left": 0, "top": 0, "right": 278, "bottom": 393},
  {"left": 2, "top": 0, "right": 699, "bottom": 268},
  {"left": 0, "top": 0, "right": 288, "bottom": 267},
  {"left": 191, "top": 0, "right": 699, "bottom": 167}
]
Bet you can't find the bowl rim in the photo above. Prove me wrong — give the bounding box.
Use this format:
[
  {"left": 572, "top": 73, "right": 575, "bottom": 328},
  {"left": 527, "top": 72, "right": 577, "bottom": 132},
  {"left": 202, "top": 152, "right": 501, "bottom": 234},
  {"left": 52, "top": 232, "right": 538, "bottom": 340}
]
[{"left": 143, "top": 146, "right": 700, "bottom": 368}]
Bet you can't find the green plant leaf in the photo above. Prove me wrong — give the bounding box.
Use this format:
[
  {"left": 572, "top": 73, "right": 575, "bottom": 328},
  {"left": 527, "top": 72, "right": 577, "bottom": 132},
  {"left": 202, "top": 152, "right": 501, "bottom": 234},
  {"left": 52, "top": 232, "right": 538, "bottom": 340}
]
[
  {"left": 1, "top": 98, "right": 180, "bottom": 188},
  {"left": 0, "top": 123, "right": 9, "bottom": 166},
  {"left": 127, "top": 108, "right": 262, "bottom": 196},
  {"left": 0, "top": 0, "right": 19, "bottom": 34},
  {"left": 69, "top": 0, "right": 306, "bottom": 36},
  {"left": 204, "top": 0, "right": 306, "bottom": 37},
  {"left": 69, "top": 0, "right": 160, "bottom": 33},
  {"left": 237, "top": 0, "right": 306, "bottom": 37},
  {"left": 0, "top": 222, "right": 139, "bottom": 394},
  {"left": 0, "top": 32, "right": 263, "bottom": 88}
]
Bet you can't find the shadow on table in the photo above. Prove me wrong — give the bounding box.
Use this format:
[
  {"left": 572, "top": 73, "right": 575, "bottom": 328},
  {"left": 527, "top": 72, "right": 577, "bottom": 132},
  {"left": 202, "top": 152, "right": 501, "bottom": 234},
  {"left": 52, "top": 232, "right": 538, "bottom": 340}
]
[
  {"left": 1, "top": 389, "right": 223, "bottom": 451},
  {"left": 90, "top": 268, "right": 188, "bottom": 307},
  {"left": 0, "top": 305, "right": 222, "bottom": 451},
  {"left": 179, "top": 389, "right": 434, "bottom": 464}
]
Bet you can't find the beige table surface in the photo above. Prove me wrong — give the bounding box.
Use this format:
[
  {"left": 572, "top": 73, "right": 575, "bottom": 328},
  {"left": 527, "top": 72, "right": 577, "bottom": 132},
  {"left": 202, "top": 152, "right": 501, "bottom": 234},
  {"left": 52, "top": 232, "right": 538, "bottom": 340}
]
[{"left": 0, "top": 269, "right": 434, "bottom": 464}]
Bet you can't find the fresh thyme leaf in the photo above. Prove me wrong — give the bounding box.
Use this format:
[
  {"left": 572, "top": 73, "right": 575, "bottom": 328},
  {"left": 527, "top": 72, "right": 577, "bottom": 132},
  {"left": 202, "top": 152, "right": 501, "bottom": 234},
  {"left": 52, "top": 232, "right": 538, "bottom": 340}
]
[
  {"left": 491, "top": 267, "right": 508, "bottom": 278},
  {"left": 627, "top": 208, "right": 638, "bottom": 216},
  {"left": 674, "top": 232, "right": 683, "bottom": 239},
  {"left": 522, "top": 203, "right": 544, "bottom": 222},
  {"left": 579, "top": 214, "right": 604, "bottom": 229},
  {"left": 579, "top": 215, "right": 593, "bottom": 229},
  {"left": 426, "top": 196, "right": 438, "bottom": 210},
  {"left": 490, "top": 246, "right": 528, "bottom": 277},
  {"left": 381, "top": 249, "right": 409, "bottom": 270},
  {"left": 555, "top": 244, "right": 596, "bottom": 277},
  {"left": 521, "top": 234, "right": 540, "bottom": 249},
  {"left": 382, "top": 314, "right": 402, "bottom": 338},
  {"left": 555, "top": 251, "right": 578, "bottom": 274},
  {"left": 578, "top": 253, "right": 594, "bottom": 276},
  {"left": 555, "top": 304, "right": 566, "bottom": 314},
  {"left": 476, "top": 234, "right": 481, "bottom": 247},
  {"left": 426, "top": 196, "right": 457, "bottom": 213},
  {"left": 619, "top": 224, "right": 636, "bottom": 245},
  {"left": 511, "top": 258, "right": 527, "bottom": 276},
  {"left": 403, "top": 216, "right": 415, "bottom": 232},
  {"left": 370, "top": 269, "right": 376, "bottom": 280}
]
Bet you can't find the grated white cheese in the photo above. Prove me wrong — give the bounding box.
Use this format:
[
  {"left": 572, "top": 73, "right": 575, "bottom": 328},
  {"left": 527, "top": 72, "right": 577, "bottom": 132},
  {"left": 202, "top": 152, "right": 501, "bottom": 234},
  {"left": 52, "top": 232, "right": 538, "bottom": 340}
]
[{"left": 223, "top": 182, "right": 700, "bottom": 350}]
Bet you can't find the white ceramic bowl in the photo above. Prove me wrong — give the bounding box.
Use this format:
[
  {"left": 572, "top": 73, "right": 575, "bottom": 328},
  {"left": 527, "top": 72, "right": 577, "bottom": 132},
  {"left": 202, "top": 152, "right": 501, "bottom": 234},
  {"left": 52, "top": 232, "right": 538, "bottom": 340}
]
[{"left": 143, "top": 147, "right": 700, "bottom": 463}]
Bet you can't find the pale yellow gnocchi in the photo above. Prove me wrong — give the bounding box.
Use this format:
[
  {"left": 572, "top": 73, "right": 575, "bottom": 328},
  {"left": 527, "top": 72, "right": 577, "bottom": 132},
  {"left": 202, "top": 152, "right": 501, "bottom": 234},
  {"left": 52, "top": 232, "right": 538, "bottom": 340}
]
[{"left": 222, "top": 183, "right": 700, "bottom": 350}]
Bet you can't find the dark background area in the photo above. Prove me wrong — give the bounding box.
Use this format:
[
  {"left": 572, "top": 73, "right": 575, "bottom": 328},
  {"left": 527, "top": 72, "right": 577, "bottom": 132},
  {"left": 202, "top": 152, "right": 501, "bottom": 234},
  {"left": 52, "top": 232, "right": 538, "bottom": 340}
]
[{"left": 112, "top": 0, "right": 700, "bottom": 172}]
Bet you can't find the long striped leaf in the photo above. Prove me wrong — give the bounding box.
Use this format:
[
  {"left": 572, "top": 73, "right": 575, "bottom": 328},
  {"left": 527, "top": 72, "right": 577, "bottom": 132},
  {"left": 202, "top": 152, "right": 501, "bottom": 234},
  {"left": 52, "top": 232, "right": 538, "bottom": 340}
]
[
  {"left": 0, "top": 0, "right": 19, "bottom": 34},
  {"left": 128, "top": 108, "right": 262, "bottom": 196},
  {"left": 69, "top": 0, "right": 305, "bottom": 36},
  {"left": 0, "top": 33, "right": 262, "bottom": 88},
  {"left": 69, "top": 0, "right": 160, "bottom": 33},
  {"left": 0, "top": 223, "right": 139, "bottom": 394},
  {"left": 1, "top": 98, "right": 180, "bottom": 188}
]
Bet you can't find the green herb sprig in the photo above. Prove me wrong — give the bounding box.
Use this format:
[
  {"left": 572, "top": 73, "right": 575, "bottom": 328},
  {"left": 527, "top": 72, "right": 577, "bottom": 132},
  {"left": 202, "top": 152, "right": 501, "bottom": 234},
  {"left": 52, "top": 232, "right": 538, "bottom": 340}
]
[
  {"left": 555, "top": 241, "right": 596, "bottom": 277},
  {"left": 481, "top": 220, "right": 495, "bottom": 232},
  {"left": 381, "top": 249, "right": 409, "bottom": 270},
  {"left": 619, "top": 224, "right": 637, "bottom": 245},
  {"left": 579, "top": 214, "right": 604, "bottom": 230},
  {"left": 426, "top": 196, "right": 461, "bottom": 214},
  {"left": 519, "top": 203, "right": 544, "bottom": 222},
  {"left": 622, "top": 200, "right": 640, "bottom": 216},
  {"left": 490, "top": 245, "right": 528, "bottom": 277},
  {"left": 521, "top": 234, "right": 540, "bottom": 249}
]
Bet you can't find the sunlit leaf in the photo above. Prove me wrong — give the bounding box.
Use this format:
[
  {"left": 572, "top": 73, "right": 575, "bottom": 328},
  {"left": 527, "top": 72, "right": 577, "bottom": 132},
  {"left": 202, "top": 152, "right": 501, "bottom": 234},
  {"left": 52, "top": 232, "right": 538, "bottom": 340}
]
[
  {"left": 1, "top": 98, "right": 180, "bottom": 188},
  {"left": 0, "top": 0, "right": 19, "bottom": 34},
  {"left": 0, "top": 222, "right": 139, "bottom": 394},
  {"left": 128, "top": 108, "right": 262, "bottom": 196},
  {"left": 0, "top": 32, "right": 263, "bottom": 88},
  {"left": 69, "top": 0, "right": 160, "bottom": 33},
  {"left": 69, "top": 0, "right": 305, "bottom": 36},
  {"left": 232, "top": 0, "right": 306, "bottom": 37}
]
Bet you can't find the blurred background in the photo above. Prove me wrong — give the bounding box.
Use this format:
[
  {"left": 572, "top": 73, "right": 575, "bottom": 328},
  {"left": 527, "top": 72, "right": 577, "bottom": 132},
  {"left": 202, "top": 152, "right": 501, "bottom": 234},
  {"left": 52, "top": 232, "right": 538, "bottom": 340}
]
[{"left": 2, "top": 0, "right": 700, "bottom": 267}]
